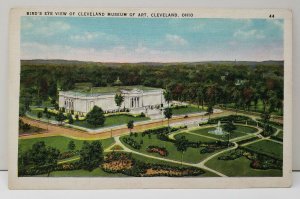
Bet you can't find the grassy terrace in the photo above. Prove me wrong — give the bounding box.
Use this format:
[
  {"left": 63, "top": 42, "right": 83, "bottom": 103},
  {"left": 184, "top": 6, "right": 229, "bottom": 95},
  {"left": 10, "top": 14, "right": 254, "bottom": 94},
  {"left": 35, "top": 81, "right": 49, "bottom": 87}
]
[
  {"left": 243, "top": 140, "right": 283, "bottom": 160},
  {"left": 19, "top": 136, "right": 115, "bottom": 153},
  {"left": 205, "top": 155, "right": 282, "bottom": 177},
  {"left": 171, "top": 106, "right": 204, "bottom": 115},
  {"left": 73, "top": 114, "right": 150, "bottom": 129}
]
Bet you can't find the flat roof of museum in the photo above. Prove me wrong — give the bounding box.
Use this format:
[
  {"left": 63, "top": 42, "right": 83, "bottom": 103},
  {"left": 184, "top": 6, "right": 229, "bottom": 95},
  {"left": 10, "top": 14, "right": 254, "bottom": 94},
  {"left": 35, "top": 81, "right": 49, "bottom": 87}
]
[{"left": 60, "top": 85, "right": 163, "bottom": 97}]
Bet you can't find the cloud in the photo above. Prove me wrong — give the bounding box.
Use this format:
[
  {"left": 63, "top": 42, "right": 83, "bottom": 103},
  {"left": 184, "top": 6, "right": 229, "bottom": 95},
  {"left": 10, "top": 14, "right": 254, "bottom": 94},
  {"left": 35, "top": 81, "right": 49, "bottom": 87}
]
[
  {"left": 165, "top": 34, "right": 188, "bottom": 46},
  {"left": 22, "top": 20, "right": 71, "bottom": 36},
  {"left": 70, "top": 32, "right": 119, "bottom": 42},
  {"left": 234, "top": 29, "right": 265, "bottom": 40},
  {"left": 37, "top": 21, "right": 71, "bottom": 36},
  {"left": 268, "top": 19, "right": 284, "bottom": 29}
]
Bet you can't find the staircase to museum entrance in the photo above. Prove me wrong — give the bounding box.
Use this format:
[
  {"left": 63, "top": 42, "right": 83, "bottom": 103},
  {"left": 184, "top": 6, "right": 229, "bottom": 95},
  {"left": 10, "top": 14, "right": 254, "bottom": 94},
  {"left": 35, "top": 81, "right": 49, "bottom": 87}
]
[{"left": 146, "top": 109, "right": 164, "bottom": 120}]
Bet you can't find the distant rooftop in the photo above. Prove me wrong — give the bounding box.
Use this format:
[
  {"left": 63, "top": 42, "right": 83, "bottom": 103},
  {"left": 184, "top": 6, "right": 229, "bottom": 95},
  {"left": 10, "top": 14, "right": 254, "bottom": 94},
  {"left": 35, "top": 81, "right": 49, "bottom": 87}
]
[{"left": 60, "top": 84, "right": 162, "bottom": 97}]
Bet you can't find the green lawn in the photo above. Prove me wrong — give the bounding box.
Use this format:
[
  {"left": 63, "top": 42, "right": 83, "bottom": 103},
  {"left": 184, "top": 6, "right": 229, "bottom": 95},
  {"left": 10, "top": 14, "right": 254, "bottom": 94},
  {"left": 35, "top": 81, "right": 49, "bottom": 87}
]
[
  {"left": 44, "top": 167, "right": 127, "bottom": 177},
  {"left": 277, "top": 130, "right": 283, "bottom": 139},
  {"left": 27, "top": 109, "right": 57, "bottom": 121},
  {"left": 73, "top": 114, "right": 149, "bottom": 129},
  {"left": 205, "top": 155, "right": 282, "bottom": 177},
  {"left": 243, "top": 140, "right": 283, "bottom": 160},
  {"left": 234, "top": 125, "right": 258, "bottom": 134},
  {"left": 120, "top": 132, "right": 222, "bottom": 164},
  {"left": 171, "top": 106, "right": 204, "bottom": 115},
  {"left": 19, "top": 136, "right": 115, "bottom": 153},
  {"left": 174, "top": 132, "right": 217, "bottom": 143},
  {"left": 188, "top": 125, "right": 257, "bottom": 141}
]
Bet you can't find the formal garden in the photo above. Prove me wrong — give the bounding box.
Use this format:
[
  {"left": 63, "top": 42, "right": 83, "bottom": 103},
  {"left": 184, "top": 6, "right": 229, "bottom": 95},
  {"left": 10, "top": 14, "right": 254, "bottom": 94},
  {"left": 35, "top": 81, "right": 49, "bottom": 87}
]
[
  {"left": 120, "top": 126, "right": 234, "bottom": 164},
  {"left": 18, "top": 111, "right": 284, "bottom": 177},
  {"left": 18, "top": 135, "right": 217, "bottom": 177}
]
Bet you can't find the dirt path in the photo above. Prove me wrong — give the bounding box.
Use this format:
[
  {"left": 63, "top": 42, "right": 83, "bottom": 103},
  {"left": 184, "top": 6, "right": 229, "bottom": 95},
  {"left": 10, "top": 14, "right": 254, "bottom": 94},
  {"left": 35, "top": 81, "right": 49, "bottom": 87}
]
[{"left": 19, "top": 110, "right": 232, "bottom": 140}]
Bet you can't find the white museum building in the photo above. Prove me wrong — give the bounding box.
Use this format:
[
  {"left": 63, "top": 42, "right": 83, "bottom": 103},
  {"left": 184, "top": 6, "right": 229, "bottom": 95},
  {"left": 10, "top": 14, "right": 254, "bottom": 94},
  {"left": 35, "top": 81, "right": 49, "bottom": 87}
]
[{"left": 58, "top": 86, "right": 166, "bottom": 116}]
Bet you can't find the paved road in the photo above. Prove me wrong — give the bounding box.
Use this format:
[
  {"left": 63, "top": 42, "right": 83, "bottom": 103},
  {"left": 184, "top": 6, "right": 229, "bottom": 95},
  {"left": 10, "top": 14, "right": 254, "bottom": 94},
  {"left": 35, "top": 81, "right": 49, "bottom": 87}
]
[{"left": 19, "top": 110, "right": 232, "bottom": 140}]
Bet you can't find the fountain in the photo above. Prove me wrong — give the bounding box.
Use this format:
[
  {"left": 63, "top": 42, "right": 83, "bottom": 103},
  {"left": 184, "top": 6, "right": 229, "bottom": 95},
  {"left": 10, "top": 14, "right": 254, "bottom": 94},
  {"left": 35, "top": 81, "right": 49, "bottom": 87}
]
[{"left": 208, "top": 121, "right": 225, "bottom": 135}]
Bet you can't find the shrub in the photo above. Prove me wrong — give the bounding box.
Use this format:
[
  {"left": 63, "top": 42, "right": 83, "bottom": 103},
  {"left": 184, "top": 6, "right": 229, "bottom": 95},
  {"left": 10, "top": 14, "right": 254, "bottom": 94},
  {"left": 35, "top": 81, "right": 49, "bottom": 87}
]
[
  {"left": 140, "top": 112, "right": 145, "bottom": 117},
  {"left": 122, "top": 137, "right": 141, "bottom": 150}
]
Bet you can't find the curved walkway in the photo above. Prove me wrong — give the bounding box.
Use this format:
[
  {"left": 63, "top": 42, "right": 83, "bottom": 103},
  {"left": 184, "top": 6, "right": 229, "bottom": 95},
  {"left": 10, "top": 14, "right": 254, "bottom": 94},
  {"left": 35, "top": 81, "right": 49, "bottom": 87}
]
[{"left": 115, "top": 136, "right": 229, "bottom": 177}]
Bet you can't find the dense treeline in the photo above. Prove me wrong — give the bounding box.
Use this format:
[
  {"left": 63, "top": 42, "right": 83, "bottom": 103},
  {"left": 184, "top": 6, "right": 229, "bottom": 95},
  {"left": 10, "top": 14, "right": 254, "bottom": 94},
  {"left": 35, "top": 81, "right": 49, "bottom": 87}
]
[{"left": 20, "top": 60, "right": 284, "bottom": 115}]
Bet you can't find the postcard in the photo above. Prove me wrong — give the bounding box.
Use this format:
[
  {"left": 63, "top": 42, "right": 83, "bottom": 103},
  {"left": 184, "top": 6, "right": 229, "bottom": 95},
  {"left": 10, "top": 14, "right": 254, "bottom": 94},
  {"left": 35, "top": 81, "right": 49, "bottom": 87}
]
[{"left": 8, "top": 8, "right": 292, "bottom": 189}]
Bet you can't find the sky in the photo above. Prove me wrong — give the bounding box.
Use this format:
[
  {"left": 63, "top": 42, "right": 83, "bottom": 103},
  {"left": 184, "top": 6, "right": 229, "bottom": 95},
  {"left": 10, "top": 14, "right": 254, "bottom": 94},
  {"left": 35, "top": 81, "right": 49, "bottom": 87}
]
[{"left": 21, "top": 17, "right": 284, "bottom": 62}]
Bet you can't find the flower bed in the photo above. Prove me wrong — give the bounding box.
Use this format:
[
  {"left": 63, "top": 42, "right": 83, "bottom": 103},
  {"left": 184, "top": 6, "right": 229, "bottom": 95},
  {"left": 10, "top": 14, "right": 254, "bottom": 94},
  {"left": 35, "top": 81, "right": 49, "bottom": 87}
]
[
  {"left": 102, "top": 153, "right": 133, "bottom": 173},
  {"left": 146, "top": 146, "right": 169, "bottom": 156},
  {"left": 218, "top": 148, "right": 282, "bottom": 170},
  {"left": 58, "top": 151, "right": 78, "bottom": 160},
  {"left": 101, "top": 152, "right": 205, "bottom": 177}
]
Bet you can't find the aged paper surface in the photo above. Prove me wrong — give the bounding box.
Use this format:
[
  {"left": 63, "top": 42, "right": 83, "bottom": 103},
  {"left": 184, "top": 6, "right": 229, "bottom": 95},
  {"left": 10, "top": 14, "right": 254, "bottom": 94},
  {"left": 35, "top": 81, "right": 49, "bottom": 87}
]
[{"left": 8, "top": 8, "right": 292, "bottom": 189}]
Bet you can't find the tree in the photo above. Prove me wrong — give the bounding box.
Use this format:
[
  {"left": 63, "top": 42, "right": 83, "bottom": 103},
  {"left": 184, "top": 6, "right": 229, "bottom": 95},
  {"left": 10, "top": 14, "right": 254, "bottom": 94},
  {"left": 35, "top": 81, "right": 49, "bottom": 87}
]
[
  {"left": 54, "top": 103, "right": 59, "bottom": 110},
  {"left": 127, "top": 120, "right": 134, "bottom": 133},
  {"left": 46, "top": 112, "right": 51, "bottom": 131},
  {"left": 163, "top": 89, "right": 172, "bottom": 107},
  {"left": 19, "top": 119, "right": 31, "bottom": 132},
  {"left": 48, "top": 80, "right": 57, "bottom": 98},
  {"left": 261, "top": 111, "right": 271, "bottom": 131},
  {"left": 206, "top": 104, "right": 213, "bottom": 119},
  {"left": 174, "top": 136, "right": 188, "bottom": 167},
  {"left": 37, "top": 112, "right": 43, "bottom": 120},
  {"left": 232, "top": 87, "right": 241, "bottom": 115},
  {"left": 205, "top": 85, "right": 217, "bottom": 106},
  {"left": 163, "top": 107, "right": 173, "bottom": 130},
  {"left": 56, "top": 111, "right": 66, "bottom": 125},
  {"left": 67, "top": 113, "right": 74, "bottom": 124},
  {"left": 68, "top": 140, "right": 76, "bottom": 151},
  {"left": 223, "top": 122, "right": 236, "bottom": 147},
  {"left": 196, "top": 87, "right": 204, "bottom": 109},
  {"left": 79, "top": 141, "right": 104, "bottom": 171},
  {"left": 24, "top": 141, "right": 60, "bottom": 176},
  {"left": 86, "top": 106, "right": 105, "bottom": 127},
  {"left": 114, "top": 93, "right": 124, "bottom": 112}
]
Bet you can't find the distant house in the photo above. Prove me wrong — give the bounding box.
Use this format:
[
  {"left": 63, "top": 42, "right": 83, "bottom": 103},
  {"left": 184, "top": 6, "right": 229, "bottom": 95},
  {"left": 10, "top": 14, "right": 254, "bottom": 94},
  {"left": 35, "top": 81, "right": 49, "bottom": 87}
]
[{"left": 59, "top": 85, "right": 166, "bottom": 116}]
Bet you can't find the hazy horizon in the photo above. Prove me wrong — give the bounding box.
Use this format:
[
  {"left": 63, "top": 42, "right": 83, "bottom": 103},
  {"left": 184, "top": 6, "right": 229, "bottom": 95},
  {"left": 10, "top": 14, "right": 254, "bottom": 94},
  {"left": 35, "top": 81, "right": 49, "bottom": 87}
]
[{"left": 21, "top": 59, "right": 284, "bottom": 64}]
